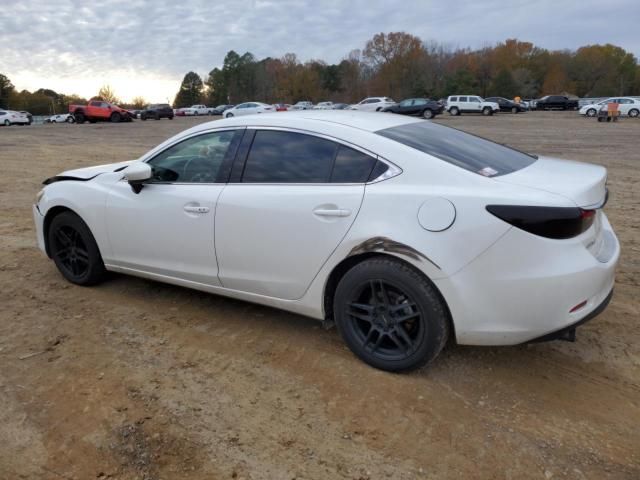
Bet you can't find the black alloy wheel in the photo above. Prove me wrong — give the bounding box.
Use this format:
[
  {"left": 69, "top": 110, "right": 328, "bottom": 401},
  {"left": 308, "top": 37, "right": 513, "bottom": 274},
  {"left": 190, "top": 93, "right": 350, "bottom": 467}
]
[
  {"left": 49, "top": 212, "right": 106, "bottom": 285},
  {"left": 334, "top": 258, "right": 449, "bottom": 371}
]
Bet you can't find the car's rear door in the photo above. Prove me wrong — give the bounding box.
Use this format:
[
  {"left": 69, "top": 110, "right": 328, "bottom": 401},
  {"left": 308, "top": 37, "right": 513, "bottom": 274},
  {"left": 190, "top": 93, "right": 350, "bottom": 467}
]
[
  {"left": 215, "top": 128, "right": 378, "bottom": 300},
  {"left": 104, "top": 129, "right": 242, "bottom": 285}
]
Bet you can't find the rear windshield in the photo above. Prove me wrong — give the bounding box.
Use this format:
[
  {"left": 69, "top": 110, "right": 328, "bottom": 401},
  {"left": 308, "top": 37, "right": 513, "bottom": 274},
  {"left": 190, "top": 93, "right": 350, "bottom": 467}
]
[{"left": 376, "top": 121, "right": 536, "bottom": 177}]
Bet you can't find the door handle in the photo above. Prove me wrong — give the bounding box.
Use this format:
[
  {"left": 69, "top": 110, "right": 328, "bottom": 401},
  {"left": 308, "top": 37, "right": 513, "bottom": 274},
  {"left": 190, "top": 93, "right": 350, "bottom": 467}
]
[
  {"left": 183, "top": 205, "right": 210, "bottom": 214},
  {"left": 313, "top": 208, "right": 351, "bottom": 217}
]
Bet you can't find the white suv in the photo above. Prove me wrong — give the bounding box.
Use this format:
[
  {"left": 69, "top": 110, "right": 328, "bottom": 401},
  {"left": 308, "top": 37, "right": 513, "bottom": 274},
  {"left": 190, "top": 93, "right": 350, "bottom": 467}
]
[
  {"left": 446, "top": 96, "right": 499, "bottom": 116},
  {"left": 350, "top": 97, "right": 397, "bottom": 112}
]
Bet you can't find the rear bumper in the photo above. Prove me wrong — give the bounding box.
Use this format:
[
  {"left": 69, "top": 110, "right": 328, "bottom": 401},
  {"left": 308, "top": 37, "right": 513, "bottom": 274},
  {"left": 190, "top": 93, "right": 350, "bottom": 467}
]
[{"left": 435, "top": 212, "right": 619, "bottom": 345}]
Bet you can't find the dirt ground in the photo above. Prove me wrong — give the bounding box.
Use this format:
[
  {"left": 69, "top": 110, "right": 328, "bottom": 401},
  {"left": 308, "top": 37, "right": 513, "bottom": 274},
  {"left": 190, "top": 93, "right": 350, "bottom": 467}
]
[{"left": 0, "top": 111, "right": 638, "bottom": 480}]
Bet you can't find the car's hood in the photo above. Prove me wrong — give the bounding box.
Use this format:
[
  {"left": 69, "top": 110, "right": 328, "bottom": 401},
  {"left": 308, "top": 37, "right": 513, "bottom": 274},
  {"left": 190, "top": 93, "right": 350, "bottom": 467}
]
[
  {"left": 57, "top": 160, "right": 136, "bottom": 180},
  {"left": 494, "top": 156, "right": 607, "bottom": 208}
]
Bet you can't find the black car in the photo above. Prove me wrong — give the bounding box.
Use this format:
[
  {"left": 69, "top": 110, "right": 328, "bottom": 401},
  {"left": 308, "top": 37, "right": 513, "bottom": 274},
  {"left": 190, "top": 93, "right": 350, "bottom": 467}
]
[
  {"left": 140, "top": 104, "right": 174, "bottom": 120},
  {"left": 382, "top": 98, "right": 443, "bottom": 119},
  {"left": 332, "top": 103, "right": 350, "bottom": 110},
  {"left": 535, "top": 95, "right": 578, "bottom": 111},
  {"left": 484, "top": 97, "right": 526, "bottom": 113},
  {"left": 211, "top": 104, "right": 234, "bottom": 115}
]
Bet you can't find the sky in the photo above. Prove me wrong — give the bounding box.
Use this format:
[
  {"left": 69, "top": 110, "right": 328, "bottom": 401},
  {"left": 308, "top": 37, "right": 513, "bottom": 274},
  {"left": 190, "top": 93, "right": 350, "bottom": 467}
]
[{"left": 1, "top": 0, "right": 639, "bottom": 103}]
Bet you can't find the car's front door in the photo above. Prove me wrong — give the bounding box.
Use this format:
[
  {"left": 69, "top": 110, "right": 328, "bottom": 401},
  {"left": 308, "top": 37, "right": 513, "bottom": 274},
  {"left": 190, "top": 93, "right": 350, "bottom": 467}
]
[
  {"left": 215, "top": 129, "right": 378, "bottom": 300},
  {"left": 104, "top": 129, "right": 242, "bottom": 285},
  {"left": 469, "top": 97, "right": 482, "bottom": 112}
]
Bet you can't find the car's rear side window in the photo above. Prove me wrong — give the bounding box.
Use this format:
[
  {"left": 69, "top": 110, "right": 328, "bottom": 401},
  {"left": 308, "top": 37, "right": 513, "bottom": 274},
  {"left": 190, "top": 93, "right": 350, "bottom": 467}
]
[
  {"left": 376, "top": 121, "right": 536, "bottom": 177},
  {"left": 242, "top": 130, "right": 336, "bottom": 183},
  {"left": 331, "top": 146, "right": 376, "bottom": 183}
]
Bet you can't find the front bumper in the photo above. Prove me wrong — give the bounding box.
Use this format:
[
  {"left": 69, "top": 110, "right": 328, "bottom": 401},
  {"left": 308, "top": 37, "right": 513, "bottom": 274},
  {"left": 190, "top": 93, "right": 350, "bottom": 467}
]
[
  {"left": 33, "top": 204, "right": 47, "bottom": 255},
  {"left": 435, "top": 212, "right": 619, "bottom": 345}
]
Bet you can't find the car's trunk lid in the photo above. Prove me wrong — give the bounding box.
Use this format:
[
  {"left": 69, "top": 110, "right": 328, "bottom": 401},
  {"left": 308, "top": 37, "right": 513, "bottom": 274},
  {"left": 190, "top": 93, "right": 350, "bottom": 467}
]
[{"left": 495, "top": 156, "right": 607, "bottom": 207}]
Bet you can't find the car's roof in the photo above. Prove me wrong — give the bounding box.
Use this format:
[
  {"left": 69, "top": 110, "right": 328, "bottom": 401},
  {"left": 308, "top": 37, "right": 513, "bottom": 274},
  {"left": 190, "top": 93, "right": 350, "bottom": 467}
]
[{"left": 192, "top": 110, "right": 422, "bottom": 133}]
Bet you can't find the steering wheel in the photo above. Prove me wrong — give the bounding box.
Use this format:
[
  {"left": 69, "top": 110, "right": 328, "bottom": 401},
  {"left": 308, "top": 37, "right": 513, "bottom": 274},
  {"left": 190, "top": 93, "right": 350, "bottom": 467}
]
[{"left": 182, "top": 155, "right": 217, "bottom": 183}]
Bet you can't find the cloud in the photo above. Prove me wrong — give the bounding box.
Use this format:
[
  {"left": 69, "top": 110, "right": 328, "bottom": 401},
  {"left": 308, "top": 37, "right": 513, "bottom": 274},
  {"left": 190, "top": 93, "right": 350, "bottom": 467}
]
[{"left": 1, "top": 0, "right": 639, "bottom": 101}]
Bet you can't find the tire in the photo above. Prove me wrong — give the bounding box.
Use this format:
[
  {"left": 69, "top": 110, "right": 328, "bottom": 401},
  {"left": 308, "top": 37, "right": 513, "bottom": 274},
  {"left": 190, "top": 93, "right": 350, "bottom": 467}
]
[
  {"left": 511, "top": 106, "right": 518, "bottom": 114},
  {"left": 141, "top": 113, "right": 147, "bottom": 121},
  {"left": 333, "top": 257, "right": 449, "bottom": 372},
  {"left": 110, "top": 112, "right": 121, "bottom": 123},
  {"left": 52, "top": 120, "right": 57, "bottom": 123},
  {"left": 3, "top": 119, "right": 10, "bottom": 126},
  {"left": 422, "top": 109, "right": 434, "bottom": 119},
  {"left": 66, "top": 116, "right": 74, "bottom": 123},
  {"left": 628, "top": 108, "right": 639, "bottom": 118},
  {"left": 586, "top": 108, "right": 597, "bottom": 117},
  {"left": 225, "top": 113, "right": 234, "bottom": 118},
  {"left": 48, "top": 212, "right": 106, "bottom": 286},
  {"left": 376, "top": 107, "right": 382, "bottom": 112},
  {"left": 168, "top": 116, "right": 173, "bottom": 120},
  {"left": 155, "top": 112, "right": 160, "bottom": 120},
  {"left": 194, "top": 111, "right": 199, "bottom": 116},
  {"left": 482, "top": 107, "right": 492, "bottom": 116},
  {"left": 449, "top": 107, "right": 459, "bottom": 116},
  {"left": 74, "top": 112, "right": 85, "bottom": 124}
]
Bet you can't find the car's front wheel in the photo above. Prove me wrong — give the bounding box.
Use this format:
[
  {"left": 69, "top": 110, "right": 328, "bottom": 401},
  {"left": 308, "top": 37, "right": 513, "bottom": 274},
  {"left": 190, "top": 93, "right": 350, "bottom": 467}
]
[
  {"left": 586, "top": 108, "right": 597, "bottom": 117},
  {"left": 110, "top": 112, "right": 121, "bottom": 123},
  {"left": 225, "top": 113, "right": 234, "bottom": 118},
  {"left": 334, "top": 257, "right": 449, "bottom": 372},
  {"left": 48, "top": 212, "right": 106, "bottom": 286},
  {"left": 482, "top": 107, "right": 493, "bottom": 116}
]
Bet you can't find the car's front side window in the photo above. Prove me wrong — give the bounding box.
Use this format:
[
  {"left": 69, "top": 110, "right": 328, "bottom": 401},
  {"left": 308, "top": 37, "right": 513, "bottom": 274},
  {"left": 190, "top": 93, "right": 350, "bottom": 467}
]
[{"left": 147, "top": 130, "right": 239, "bottom": 183}]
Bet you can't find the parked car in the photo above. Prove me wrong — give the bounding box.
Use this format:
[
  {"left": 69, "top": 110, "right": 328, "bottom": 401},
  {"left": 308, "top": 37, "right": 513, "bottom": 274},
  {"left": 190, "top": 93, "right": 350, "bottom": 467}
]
[
  {"left": 535, "top": 95, "right": 579, "bottom": 111},
  {"left": 313, "top": 102, "right": 334, "bottom": 110},
  {"left": 70, "top": 100, "right": 133, "bottom": 123},
  {"left": 273, "top": 104, "right": 290, "bottom": 112},
  {"left": 33, "top": 111, "right": 618, "bottom": 372},
  {"left": 446, "top": 96, "right": 499, "bottom": 116},
  {"left": 211, "top": 105, "right": 234, "bottom": 115},
  {"left": 141, "top": 104, "right": 174, "bottom": 120},
  {"left": 19, "top": 111, "right": 33, "bottom": 124},
  {"left": 0, "top": 110, "right": 31, "bottom": 126},
  {"left": 181, "top": 104, "right": 211, "bottom": 116},
  {"left": 46, "top": 113, "right": 75, "bottom": 123},
  {"left": 484, "top": 97, "right": 526, "bottom": 113},
  {"left": 291, "top": 101, "right": 314, "bottom": 110},
  {"left": 349, "top": 97, "right": 397, "bottom": 112},
  {"left": 382, "top": 98, "right": 444, "bottom": 119},
  {"left": 174, "top": 108, "right": 187, "bottom": 116},
  {"left": 223, "top": 102, "right": 274, "bottom": 118},
  {"left": 128, "top": 110, "right": 142, "bottom": 119},
  {"left": 579, "top": 97, "right": 640, "bottom": 118},
  {"left": 332, "top": 103, "right": 350, "bottom": 110}
]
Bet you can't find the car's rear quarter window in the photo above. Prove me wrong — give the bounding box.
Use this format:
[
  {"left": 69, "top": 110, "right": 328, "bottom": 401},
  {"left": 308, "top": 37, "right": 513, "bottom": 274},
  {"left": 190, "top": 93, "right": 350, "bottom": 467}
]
[{"left": 376, "top": 121, "right": 536, "bottom": 177}]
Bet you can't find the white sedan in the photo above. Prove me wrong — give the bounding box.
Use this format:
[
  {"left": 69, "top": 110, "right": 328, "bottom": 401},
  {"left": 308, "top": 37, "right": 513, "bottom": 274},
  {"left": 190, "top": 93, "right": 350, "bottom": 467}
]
[
  {"left": 313, "top": 102, "right": 334, "bottom": 110},
  {"left": 579, "top": 97, "right": 640, "bottom": 117},
  {"left": 0, "top": 110, "right": 30, "bottom": 126},
  {"left": 223, "top": 102, "right": 274, "bottom": 118},
  {"left": 47, "top": 113, "right": 75, "bottom": 123},
  {"left": 349, "top": 97, "right": 397, "bottom": 112},
  {"left": 33, "top": 111, "right": 619, "bottom": 371}
]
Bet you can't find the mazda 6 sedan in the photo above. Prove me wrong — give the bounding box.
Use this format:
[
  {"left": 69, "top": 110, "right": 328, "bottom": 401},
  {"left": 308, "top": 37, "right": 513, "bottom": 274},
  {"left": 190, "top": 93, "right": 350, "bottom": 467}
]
[{"left": 33, "top": 111, "right": 619, "bottom": 371}]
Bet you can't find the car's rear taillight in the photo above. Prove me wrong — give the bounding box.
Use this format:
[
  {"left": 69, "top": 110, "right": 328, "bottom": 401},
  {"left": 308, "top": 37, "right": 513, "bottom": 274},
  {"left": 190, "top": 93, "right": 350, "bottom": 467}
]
[{"left": 486, "top": 205, "right": 596, "bottom": 239}]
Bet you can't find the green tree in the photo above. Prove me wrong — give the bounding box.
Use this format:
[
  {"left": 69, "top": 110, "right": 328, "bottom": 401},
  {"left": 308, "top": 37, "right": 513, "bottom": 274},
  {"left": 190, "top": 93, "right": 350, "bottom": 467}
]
[
  {"left": 173, "top": 72, "right": 204, "bottom": 108},
  {"left": 489, "top": 68, "right": 518, "bottom": 97},
  {"left": 0, "top": 74, "right": 15, "bottom": 109}
]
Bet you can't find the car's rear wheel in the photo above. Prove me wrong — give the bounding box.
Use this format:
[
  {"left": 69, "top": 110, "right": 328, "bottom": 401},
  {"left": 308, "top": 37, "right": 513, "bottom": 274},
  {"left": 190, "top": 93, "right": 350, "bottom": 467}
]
[
  {"left": 141, "top": 113, "right": 147, "bottom": 121},
  {"left": 66, "top": 116, "right": 74, "bottom": 123},
  {"left": 334, "top": 257, "right": 449, "bottom": 372},
  {"left": 482, "top": 107, "right": 492, "bottom": 116},
  {"left": 628, "top": 108, "right": 639, "bottom": 118},
  {"left": 48, "top": 212, "right": 106, "bottom": 286},
  {"left": 511, "top": 106, "right": 518, "bottom": 114},
  {"left": 422, "top": 109, "right": 434, "bottom": 119},
  {"left": 449, "top": 107, "right": 459, "bottom": 116},
  {"left": 110, "top": 112, "right": 121, "bottom": 123},
  {"left": 3, "top": 119, "right": 9, "bottom": 126}
]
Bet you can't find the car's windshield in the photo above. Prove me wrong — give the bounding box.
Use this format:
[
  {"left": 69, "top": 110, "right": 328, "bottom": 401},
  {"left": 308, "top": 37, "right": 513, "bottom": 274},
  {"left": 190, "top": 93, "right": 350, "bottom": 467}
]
[{"left": 376, "top": 121, "right": 536, "bottom": 177}]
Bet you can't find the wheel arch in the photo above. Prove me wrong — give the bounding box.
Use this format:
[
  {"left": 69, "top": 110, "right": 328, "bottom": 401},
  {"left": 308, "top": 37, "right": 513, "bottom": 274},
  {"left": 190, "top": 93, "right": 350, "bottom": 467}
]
[{"left": 322, "top": 251, "right": 456, "bottom": 342}]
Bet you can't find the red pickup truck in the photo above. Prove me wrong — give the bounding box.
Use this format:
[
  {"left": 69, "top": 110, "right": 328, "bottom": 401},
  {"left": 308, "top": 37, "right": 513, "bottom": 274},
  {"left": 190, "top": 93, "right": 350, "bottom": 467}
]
[{"left": 70, "top": 100, "right": 133, "bottom": 123}]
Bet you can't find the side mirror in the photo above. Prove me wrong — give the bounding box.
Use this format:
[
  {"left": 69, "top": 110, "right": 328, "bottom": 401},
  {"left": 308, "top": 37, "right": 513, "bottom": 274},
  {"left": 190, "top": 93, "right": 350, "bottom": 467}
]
[{"left": 123, "top": 162, "right": 152, "bottom": 194}]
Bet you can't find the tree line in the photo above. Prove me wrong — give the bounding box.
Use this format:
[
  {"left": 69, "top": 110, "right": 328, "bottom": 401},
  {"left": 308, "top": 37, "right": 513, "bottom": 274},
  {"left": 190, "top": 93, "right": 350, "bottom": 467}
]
[
  {"left": 1, "top": 33, "right": 639, "bottom": 114},
  {"left": 173, "top": 33, "right": 640, "bottom": 107}
]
